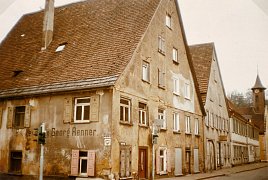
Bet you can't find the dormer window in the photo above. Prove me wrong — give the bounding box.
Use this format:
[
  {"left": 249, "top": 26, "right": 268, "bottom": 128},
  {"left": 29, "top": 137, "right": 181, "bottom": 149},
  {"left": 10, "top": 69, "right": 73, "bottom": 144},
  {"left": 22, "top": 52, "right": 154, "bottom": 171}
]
[
  {"left": 55, "top": 42, "right": 67, "bottom": 52},
  {"left": 13, "top": 70, "right": 23, "bottom": 77}
]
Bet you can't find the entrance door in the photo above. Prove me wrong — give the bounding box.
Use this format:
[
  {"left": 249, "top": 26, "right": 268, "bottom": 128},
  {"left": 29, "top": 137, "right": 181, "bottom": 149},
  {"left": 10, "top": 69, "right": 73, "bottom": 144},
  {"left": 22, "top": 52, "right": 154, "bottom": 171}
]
[
  {"left": 185, "top": 150, "right": 191, "bottom": 174},
  {"left": 138, "top": 148, "right": 147, "bottom": 179},
  {"left": 175, "top": 148, "right": 182, "bottom": 176}
]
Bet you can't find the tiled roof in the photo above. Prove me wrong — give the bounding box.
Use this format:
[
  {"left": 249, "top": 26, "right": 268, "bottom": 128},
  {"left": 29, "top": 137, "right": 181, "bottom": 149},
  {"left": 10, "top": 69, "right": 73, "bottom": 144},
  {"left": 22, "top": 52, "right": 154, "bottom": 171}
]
[
  {"left": 189, "top": 43, "right": 214, "bottom": 105},
  {"left": 0, "top": 0, "right": 160, "bottom": 97}
]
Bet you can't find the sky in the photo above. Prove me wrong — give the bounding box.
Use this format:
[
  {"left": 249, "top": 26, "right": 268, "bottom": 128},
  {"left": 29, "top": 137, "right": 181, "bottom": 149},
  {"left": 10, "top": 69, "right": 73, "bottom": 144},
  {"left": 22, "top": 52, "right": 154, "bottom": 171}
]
[{"left": 0, "top": 0, "right": 268, "bottom": 96}]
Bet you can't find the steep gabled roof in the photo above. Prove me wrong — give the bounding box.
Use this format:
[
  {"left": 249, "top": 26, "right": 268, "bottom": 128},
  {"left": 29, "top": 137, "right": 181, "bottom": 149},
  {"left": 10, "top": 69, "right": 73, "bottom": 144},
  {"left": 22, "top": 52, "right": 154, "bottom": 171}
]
[
  {"left": 189, "top": 43, "right": 214, "bottom": 105},
  {"left": 0, "top": 0, "right": 161, "bottom": 98}
]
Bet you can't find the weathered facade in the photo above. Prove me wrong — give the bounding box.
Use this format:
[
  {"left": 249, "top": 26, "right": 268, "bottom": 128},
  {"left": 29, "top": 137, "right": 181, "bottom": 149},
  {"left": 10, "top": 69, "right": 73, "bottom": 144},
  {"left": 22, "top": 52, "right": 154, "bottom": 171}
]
[
  {"left": 0, "top": 0, "right": 205, "bottom": 179},
  {"left": 190, "top": 43, "right": 231, "bottom": 172}
]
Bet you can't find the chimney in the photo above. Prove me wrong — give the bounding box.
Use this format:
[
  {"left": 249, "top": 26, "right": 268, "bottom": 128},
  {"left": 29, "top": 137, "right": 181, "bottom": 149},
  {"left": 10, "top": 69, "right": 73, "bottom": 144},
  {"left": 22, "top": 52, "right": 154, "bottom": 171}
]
[{"left": 41, "top": 0, "right": 55, "bottom": 50}]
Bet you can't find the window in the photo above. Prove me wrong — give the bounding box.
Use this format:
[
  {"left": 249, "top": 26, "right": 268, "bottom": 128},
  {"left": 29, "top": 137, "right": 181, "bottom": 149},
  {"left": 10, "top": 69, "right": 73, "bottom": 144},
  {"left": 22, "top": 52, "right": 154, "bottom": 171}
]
[
  {"left": 55, "top": 42, "right": 67, "bottom": 52},
  {"left": 9, "top": 151, "right": 22, "bottom": 174},
  {"left": 172, "top": 48, "right": 178, "bottom": 62},
  {"left": 194, "top": 118, "right": 199, "bottom": 135},
  {"left": 158, "top": 109, "right": 166, "bottom": 129},
  {"left": 166, "top": 14, "right": 171, "bottom": 28},
  {"left": 173, "top": 112, "right": 180, "bottom": 132},
  {"left": 139, "top": 102, "right": 148, "bottom": 126},
  {"left": 120, "top": 145, "right": 132, "bottom": 177},
  {"left": 185, "top": 116, "right": 191, "bottom": 134},
  {"left": 158, "top": 69, "right": 165, "bottom": 88},
  {"left": 120, "top": 98, "right": 131, "bottom": 123},
  {"left": 142, "top": 61, "right": 150, "bottom": 82},
  {"left": 74, "top": 97, "right": 90, "bottom": 123},
  {"left": 205, "top": 110, "right": 209, "bottom": 126},
  {"left": 14, "top": 106, "right": 25, "bottom": 128},
  {"left": 173, "top": 78, "right": 179, "bottom": 95},
  {"left": 158, "top": 36, "right": 165, "bottom": 55},
  {"left": 157, "top": 147, "right": 167, "bottom": 174},
  {"left": 184, "top": 82, "right": 190, "bottom": 99},
  {"left": 71, "top": 150, "right": 95, "bottom": 176}
]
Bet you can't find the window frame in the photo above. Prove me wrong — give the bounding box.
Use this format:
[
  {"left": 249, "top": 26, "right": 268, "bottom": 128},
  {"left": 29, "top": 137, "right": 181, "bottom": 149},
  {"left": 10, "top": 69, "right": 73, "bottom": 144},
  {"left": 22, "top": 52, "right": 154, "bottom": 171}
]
[
  {"left": 158, "top": 69, "right": 166, "bottom": 88},
  {"left": 185, "top": 116, "right": 191, "bottom": 134},
  {"left": 14, "top": 106, "right": 25, "bottom": 129},
  {"left": 158, "top": 36, "right": 166, "bottom": 55},
  {"left": 173, "top": 78, "right": 180, "bottom": 95},
  {"left": 184, "top": 82, "right": 190, "bottom": 99},
  {"left": 173, "top": 112, "right": 180, "bottom": 132},
  {"left": 166, "top": 14, "right": 171, "bottom": 29},
  {"left": 74, "top": 97, "right": 90, "bottom": 123},
  {"left": 159, "top": 147, "right": 167, "bottom": 174},
  {"left": 120, "top": 97, "right": 131, "bottom": 124},
  {"left": 194, "top": 118, "right": 199, "bottom": 135},
  {"left": 172, "top": 47, "right": 178, "bottom": 62},
  {"left": 142, "top": 61, "right": 150, "bottom": 82},
  {"left": 139, "top": 102, "right": 148, "bottom": 126},
  {"left": 158, "top": 108, "right": 166, "bottom": 130}
]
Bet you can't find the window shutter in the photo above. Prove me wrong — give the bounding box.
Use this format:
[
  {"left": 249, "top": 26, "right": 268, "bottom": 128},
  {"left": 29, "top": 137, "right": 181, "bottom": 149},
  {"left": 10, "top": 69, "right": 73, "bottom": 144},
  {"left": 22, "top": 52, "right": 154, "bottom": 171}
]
[
  {"left": 156, "top": 148, "right": 160, "bottom": 174},
  {"left": 120, "top": 148, "right": 126, "bottom": 177},
  {"left": 63, "top": 97, "right": 72, "bottom": 123},
  {"left": 0, "top": 107, "right": 2, "bottom": 129},
  {"left": 90, "top": 95, "right": 99, "bottom": 121},
  {"left": 87, "top": 150, "right": 95, "bottom": 176},
  {"left": 70, "top": 150, "right": 79, "bottom": 176},
  {"left": 7, "top": 107, "right": 14, "bottom": 129},
  {"left": 167, "top": 149, "right": 171, "bottom": 173},
  {"left": 125, "top": 146, "right": 131, "bottom": 177},
  {"left": 24, "top": 105, "right": 31, "bottom": 128}
]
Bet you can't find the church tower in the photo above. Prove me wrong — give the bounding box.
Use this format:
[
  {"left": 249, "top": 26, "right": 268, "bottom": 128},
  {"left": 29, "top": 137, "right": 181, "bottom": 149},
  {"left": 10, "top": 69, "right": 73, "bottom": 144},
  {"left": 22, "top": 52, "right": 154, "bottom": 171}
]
[{"left": 252, "top": 74, "right": 266, "bottom": 114}]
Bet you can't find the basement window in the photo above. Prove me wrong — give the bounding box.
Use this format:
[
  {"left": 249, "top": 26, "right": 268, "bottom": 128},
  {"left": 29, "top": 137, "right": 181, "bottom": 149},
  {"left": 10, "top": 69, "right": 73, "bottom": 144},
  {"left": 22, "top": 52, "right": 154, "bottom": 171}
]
[
  {"left": 9, "top": 151, "right": 22, "bottom": 174},
  {"left": 55, "top": 42, "right": 67, "bottom": 52}
]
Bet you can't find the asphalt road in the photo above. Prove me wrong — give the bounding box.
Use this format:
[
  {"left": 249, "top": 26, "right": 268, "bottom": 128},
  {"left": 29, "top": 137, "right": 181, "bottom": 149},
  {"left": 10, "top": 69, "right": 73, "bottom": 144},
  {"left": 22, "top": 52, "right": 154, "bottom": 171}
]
[{"left": 211, "top": 166, "right": 268, "bottom": 180}]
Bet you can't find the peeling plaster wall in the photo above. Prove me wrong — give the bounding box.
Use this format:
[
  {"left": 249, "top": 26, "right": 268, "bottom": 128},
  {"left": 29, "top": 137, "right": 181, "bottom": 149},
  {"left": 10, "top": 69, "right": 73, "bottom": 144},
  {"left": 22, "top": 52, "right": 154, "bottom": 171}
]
[{"left": 0, "top": 88, "right": 113, "bottom": 177}]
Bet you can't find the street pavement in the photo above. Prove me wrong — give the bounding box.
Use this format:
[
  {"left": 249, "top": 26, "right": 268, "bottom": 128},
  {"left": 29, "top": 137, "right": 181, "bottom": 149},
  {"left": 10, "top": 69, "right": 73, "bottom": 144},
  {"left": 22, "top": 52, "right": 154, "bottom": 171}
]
[
  {"left": 211, "top": 166, "right": 268, "bottom": 180},
  {"left": 164, "top": 162, "right": 268, "bottom": 180}
]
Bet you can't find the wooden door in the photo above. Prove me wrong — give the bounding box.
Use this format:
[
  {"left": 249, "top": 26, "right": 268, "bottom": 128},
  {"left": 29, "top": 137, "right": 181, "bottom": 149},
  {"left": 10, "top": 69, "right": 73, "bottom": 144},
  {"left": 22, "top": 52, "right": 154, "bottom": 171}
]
[
  {"left": 175, "top": 148, "right": 182, "bottom": 176},
  {"left": 185, "top": 151, "right": 191, "bottom": 174},
  {"left": 138, "top": 148, "right": 147, "bottom": 179}
]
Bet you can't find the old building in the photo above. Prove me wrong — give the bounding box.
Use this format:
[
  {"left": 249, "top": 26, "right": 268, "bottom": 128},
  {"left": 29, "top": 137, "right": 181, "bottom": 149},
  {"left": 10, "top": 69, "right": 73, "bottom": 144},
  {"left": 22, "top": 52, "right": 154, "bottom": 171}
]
[
  {"left": 0, "top": 0, "right": 205, "bottom": 179},
  {"left": 189, "top": 43, "right": 231, "bottom": 172},
  {"left": 236, "top": 75, "right": 266, "bottom": 161},
  {"left": 227, "top": 100, "right": 260, "bottom": 165}
]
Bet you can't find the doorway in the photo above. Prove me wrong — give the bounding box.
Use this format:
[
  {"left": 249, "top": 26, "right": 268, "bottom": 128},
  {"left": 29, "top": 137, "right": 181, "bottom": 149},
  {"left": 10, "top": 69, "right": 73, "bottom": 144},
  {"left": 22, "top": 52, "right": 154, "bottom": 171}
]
[{"left": 138, "top": 147, "right": 147, "bottom": 179}]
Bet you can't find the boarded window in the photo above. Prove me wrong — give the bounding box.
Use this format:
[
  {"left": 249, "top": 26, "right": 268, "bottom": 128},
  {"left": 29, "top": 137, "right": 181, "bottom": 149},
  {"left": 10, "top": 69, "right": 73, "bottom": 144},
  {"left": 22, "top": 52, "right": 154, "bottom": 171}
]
[
  {"left": 9, "top": 151, "right": 22, "bottom": 174},
  {"left": 24, "top": 105, "right": 31, "bottom": 128},
  {"left": 63, "top": 97, "right": 72, "bottom": 123},
  {"left": 120, "top": 145, "right": 132, "bottom": 177},
  {"left": 90, "top": 95, "right": 99, "bottom": 122},
  {"left": 158, "top": 36, "right": 165, "bottom": 55},
  {"left": 158, "top": 69, "right": 165, "bottom": 88}
]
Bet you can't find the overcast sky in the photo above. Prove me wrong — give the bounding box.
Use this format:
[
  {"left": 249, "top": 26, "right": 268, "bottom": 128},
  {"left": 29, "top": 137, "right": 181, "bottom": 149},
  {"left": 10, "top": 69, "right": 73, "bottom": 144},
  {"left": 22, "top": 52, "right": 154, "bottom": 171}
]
[{"left": 0, "top": 0, "right": 268, "bottom": 95}]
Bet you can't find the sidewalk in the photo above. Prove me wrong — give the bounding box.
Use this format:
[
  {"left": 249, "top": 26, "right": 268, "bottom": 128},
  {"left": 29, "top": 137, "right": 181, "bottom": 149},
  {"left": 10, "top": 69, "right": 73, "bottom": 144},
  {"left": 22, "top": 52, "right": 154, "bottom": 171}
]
[{"left": 164, "top": 162, "right": 268, "bottom": 180}]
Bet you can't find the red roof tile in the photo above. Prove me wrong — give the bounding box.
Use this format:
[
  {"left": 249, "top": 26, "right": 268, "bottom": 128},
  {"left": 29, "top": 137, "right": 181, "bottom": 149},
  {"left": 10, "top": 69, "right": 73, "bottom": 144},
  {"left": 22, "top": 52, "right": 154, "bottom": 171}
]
[
  {"left": 0, "top": 0, "right": 160, "bottom": 97},
  {"left": 189, "top": 43, "right": 214, "bottom": 105}
]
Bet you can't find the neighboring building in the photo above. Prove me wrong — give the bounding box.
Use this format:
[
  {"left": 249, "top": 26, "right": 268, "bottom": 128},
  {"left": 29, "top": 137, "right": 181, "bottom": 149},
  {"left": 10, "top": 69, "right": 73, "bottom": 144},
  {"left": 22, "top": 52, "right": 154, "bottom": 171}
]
[
  {"left": 0, "top": 0, "right": 205, "bottom": 179},
  {"left": 227, "top": 100, "right": 260, "bottom": 165},
  {"left": 190, "top": 43, "right": 231, "bottom": 172},
  {"left": 236, "top": 75, "right": 266, "bottom": 161}
]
